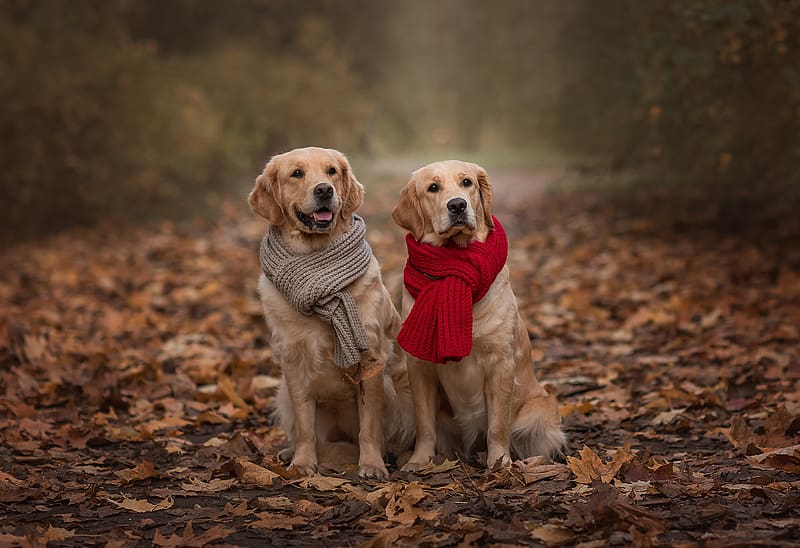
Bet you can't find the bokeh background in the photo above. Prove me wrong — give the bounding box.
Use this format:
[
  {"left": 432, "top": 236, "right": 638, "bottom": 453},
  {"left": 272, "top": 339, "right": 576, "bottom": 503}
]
[{"left": 1, "top": 0, "right": 798, "bottom": 241}]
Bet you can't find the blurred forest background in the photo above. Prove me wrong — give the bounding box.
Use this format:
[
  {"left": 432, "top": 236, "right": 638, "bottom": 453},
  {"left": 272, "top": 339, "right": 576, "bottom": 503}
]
[{"left": 1, "top": 0, "right": 798, "bottom": 240}]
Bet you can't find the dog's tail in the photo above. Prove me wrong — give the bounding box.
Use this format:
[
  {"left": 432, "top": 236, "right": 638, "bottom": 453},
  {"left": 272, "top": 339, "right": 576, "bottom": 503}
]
[{"left": 510, "top": 392, "right": 567, "bottom": 460}]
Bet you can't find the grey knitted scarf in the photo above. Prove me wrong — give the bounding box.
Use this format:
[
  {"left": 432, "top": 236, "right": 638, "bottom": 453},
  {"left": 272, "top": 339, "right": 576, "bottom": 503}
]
[{"left": 259, "top": 215, "right": 373, "bottom": 368}]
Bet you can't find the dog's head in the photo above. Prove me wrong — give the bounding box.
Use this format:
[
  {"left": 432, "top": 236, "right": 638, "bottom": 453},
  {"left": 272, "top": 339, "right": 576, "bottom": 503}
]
[
  {"left": 249, "top": 147, "right": 364, "bottom": 246},
  {"left": 392, "top": 160, "right": 494, "bottom": 247}
]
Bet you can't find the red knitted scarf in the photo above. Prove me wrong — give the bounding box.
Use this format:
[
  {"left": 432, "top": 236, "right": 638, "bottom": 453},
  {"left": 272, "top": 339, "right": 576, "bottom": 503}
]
[{"left": 397, "top": 216, "right": 508, "bottom": 363}]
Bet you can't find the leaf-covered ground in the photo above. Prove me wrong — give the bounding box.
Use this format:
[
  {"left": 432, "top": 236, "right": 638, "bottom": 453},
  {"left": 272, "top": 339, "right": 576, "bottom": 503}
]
[{"left": 1, "top": 170, "right": 799, "bottom": 547}]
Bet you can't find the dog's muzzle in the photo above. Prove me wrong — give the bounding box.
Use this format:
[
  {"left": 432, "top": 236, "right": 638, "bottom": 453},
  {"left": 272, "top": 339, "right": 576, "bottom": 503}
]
[{"left": 296, "top": 182, "right": 336, "bottom": 231}]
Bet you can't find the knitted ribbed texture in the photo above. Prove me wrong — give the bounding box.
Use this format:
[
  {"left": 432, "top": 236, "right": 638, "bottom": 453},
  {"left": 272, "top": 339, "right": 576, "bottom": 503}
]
[
  {"left": 397, "top": 216, "right": 508, "bottom": 364},
  {"left": 260, "top": 215, "right": 373, "bottom": 368}
]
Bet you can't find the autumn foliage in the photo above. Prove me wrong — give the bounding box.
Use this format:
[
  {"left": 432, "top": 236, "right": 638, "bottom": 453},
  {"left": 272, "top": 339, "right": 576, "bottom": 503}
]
[{"left": 1, "top": 169, "right": 798, "bottom": 545}]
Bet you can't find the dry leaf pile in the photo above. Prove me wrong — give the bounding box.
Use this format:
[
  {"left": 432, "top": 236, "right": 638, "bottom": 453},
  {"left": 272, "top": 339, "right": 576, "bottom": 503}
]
[{"left": 1, "top": 175, "right": 798, "bottom": 546}]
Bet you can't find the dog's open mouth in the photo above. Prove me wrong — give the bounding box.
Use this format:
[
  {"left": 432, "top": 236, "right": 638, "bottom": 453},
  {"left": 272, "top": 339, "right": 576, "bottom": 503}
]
[{"left": 296, "top": 207, "right": 334, "bottom": 231}]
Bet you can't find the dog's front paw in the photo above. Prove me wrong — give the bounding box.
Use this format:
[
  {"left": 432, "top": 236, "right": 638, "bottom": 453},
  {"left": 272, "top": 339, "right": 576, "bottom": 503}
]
[
  {"left": 289, "top": 459, "right": 318, "bottom": 476},
  {"left": 400, "top": 448, "right": 436, "bottom": 472},
  {"left": 400, "top": 459, "right": 432, "bottom": 473},
  {"left": 487, "top": 452, "right": 512, "bottom": 469},
  {"left": 358, "top": 461, "right": 389, "bottom": 480}
]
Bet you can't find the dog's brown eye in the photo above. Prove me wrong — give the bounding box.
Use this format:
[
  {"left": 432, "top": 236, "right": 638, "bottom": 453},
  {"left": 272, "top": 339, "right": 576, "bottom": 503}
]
[
  {"left": 427, "top": 183, "right": 439, "bottom": 193},
  {"left": 291, "top": 169, "right": 304, "bottom": 178},
  {"left": 462, "top": 178, "right": 473, "bottom": 187},
  {"left": 327, "top": 166, "right": 337, "bottom": 176}
]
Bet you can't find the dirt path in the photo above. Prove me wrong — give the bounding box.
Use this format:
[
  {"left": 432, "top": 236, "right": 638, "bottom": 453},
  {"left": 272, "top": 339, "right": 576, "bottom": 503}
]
[{"left": 1, "top": 167, "right": 798, "bottom": 546}]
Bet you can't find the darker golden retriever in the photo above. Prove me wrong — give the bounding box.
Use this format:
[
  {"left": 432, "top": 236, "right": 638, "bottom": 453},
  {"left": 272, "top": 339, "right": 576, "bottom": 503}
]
[{"left": 392, "top": 160, "right": 565, "bottom": 470}]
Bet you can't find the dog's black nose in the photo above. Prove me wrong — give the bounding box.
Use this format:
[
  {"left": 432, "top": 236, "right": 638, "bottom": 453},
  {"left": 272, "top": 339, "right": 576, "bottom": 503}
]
[
  {"left": 447, "top": 197, "right": 467, "bottom": 214},
  {"left": 314, "top": 182, "right": 334, "bottom": 201}
]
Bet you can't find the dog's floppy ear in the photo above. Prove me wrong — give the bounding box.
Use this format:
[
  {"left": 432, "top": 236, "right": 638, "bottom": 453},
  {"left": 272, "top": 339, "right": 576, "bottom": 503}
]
[
  {"left": 477, "top": 167, "right": 494, "bottom": 229},
  {"left": 392, "top": 180, "right": 426, "bottom": 240},
  {"left": 248, "top": 157, "right": 284, "bottom": 225},
  {"left": 336, "top": 151, "right": 364, "bottom": 219}
]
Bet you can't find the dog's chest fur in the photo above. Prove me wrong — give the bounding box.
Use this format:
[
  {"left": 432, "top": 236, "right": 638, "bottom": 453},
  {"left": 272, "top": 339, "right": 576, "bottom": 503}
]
[
  {"left": 404, "top": 266, "right": 518, "bottom": 413},
  {"left": 258, "top": 257, "right": 393, "bottom": 397}
]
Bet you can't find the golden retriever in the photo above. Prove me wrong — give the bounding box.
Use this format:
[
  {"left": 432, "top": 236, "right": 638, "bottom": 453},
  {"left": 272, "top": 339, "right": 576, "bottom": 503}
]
[
  {"left": 249, "top": 147, "right": 412, "bottom": 478},
  {"left": 392, "top": 160, "right": 566, "bottom": 470}
]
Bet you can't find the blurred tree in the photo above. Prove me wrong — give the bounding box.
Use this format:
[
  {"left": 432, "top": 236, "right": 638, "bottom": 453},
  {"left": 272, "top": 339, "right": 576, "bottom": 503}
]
[
  {"left": 550, "top": 0, "right": 800, "bottom": 186},
  {"left": 0, "top": 1, "right": 180, "bottom": 234},
  {"left": 1, "top": 0, "right": 797, "bottom": 241},
  {"left": 0, "top": 0, "right": 377, "bottom": 239}
]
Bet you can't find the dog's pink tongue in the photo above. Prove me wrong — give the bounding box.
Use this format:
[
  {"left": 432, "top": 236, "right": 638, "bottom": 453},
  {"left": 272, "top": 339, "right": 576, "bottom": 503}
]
[{"left": 313, "top": 211, "right": 333, "bottom": 222}]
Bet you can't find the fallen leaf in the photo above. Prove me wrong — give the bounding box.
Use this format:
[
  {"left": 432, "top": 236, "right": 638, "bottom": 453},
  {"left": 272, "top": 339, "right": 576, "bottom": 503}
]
[
  {"left": 529, "top": 524, "right": 575, "bottom": 545},
  {"left": 115, "top": 460, "right": 157, "bottom": 483},
  {"left": 566, "top": 446, "right": 605, "bottom": 484},
  {"left": 567, "top": 445, "right": 634, "bottom": 484},
  {"left": 181, "top": 477, "right": 238, "bottom": 492},
  {"left": 38, "top": 525, "right": 75, "bottom": 543},
  {"left": 257, "top": 495, "right": 293, "bottom": 510},
  {"left": 106, "top": 495, "right": 174, "bottom": 513},
  {"left": 411, "top": 459, "right": 460, "bottom": 475},
  {"left": 194, "top": 410, "right": 230, "bottom": 425},
  {"left": 18, "top": 417, "right": 53, "bottom": 438},
  {"left": 105, "top": 425, "right": 149, "bottom": 442},
  {"left": 560, "top": 400, "right": 596, "bottom": 417},
  {"left": 248, "top": 512, "right": 308, "bottom": 530},
  {"left": 651, "top": 408, "right": 687, "bottom": 425},
  {"left": 230, "top": 457, "right": 280, "bottom": 487},
  {"left": 153, "top": 521, "right": 233, "bottom": 547},
  {"left": 0, "top": 533, "right": 25, "bottom": 546},
  {"left": 293, "top": 474, "right": 352, "bottom": 492},
  {"left": 515, "top": 457, "right": 571, "bottom": 485},
  {"left": 747, "top": 444, "right": 800, "bottom": 472},
  {"left": 217, "top": 375, "right": 249, "bottom": 409},
  {"left": 360, "top": 524, "right": 424, "bottom": 547},
  {"left": 384, "top": 482, "right": 440, "bottom": 525},
  {"left": 225, "top": 500, "right": 255, "bottom": 517},
  {"left": 139, "top": 417, "right": 191, "bottom": 435},
  {"left": 0, "top": 471, "right": 25, "bottom": 486}
]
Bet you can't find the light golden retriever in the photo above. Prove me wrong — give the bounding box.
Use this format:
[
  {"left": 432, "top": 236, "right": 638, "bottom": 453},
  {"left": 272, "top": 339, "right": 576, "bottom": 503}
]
[
  {"left": 249, "top": 147, "right": 412, "bottom": 478},
  {"left": 392, "top": 160, "right": 566, "bottom": 470}
]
